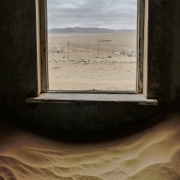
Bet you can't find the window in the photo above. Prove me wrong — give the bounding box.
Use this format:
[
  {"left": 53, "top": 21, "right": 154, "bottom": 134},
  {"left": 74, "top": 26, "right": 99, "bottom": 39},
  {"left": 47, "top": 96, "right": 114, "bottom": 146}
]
[
  {"left": 29, "top": 0, "right": 157, "bottom": 105},
  {"left": 47, "top": 0, "right": 137, "bottom": 92}
]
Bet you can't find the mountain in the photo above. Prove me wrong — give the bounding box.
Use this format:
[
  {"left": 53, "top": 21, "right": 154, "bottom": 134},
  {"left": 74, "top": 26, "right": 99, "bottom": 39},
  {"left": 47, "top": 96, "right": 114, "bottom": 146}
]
[{"left": 48, "top": 27, "right": 135, "bottom": 33}]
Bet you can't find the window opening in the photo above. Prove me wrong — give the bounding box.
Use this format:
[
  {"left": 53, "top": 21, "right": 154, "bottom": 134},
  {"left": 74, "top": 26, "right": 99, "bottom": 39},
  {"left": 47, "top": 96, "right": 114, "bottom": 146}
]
[{"left": 47, "top": 0, "right": 137, "bottom": 92}]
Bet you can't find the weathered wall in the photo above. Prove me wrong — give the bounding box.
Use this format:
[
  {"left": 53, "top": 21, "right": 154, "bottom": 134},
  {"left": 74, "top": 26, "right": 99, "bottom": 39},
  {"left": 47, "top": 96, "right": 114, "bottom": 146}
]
[
  {"left": 0, "top": 20, "right": 1, "bottom": 103},
  {"left": 0, "top": 1, "right": 38, "bottom": 111},
  {"left": 148, "top": 0, "right": 180, "bottom": 101},
  {"left": 171, "top": 1, "right": 180, "bottom": 100},
  {"left": 0, "top": 0, "right": 180, "bottom": 130},
  {"left": 147, "top": 0, "right": 180, "bottom": 101},
  {"left": 147, "top": 0, "right": 171, "bottom": 101}
]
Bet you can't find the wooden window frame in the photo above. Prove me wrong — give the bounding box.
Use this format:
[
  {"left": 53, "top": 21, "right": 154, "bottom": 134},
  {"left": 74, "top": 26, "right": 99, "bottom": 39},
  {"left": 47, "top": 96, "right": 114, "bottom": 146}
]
[{"left": 29, "top": 0, "right": 157, "bottom": 105}]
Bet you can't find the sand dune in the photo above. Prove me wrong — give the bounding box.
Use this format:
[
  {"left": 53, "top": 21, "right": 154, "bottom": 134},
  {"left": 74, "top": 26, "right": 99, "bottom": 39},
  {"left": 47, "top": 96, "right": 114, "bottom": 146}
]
[{"left": 1, "top": 101, "right": 180, "bottom": 179}]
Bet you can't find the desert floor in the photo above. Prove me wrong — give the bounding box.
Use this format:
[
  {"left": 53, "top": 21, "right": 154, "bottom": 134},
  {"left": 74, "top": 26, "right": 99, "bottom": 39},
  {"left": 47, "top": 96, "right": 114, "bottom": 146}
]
[
  {"left": 1, "top": 99, "right": 180, "bottom": 179},
  {"left": 48, "top": 33, "right": 136, "bottom": 91}
]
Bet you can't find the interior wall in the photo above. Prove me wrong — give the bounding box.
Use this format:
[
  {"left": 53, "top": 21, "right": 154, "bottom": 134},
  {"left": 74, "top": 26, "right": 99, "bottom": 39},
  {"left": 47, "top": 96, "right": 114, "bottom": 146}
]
[
  {"left": 0, "top": 0, "right": 180, "bottom": 130},
  {"left": 171, "top": 1, "right": 180, "bottom": 100},
  {"left": 0, "top": 46, "right": 2, "bottom": 105},
  {"left": 0, "top": 6, "right": 3, "bottom": 105},
  {"left": 146, "top": 0, "right": 180, "bottom": 101},
  {"left": 147, "top": 0, "right": 173, "bottom": 100},
  {"left": 0, "top": 0, "right": 38, "bottom": 105}
]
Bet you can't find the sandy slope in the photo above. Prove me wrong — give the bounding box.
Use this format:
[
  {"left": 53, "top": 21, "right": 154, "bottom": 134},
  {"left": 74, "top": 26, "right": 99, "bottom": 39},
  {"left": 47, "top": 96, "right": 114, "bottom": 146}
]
[{"left": 1, "top": 100, "right": 180, "bottom": 180}]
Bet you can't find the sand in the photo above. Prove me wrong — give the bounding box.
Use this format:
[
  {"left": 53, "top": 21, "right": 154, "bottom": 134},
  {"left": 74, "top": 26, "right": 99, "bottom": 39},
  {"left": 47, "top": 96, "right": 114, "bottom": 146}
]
[
  {"left": 1, "top": 99, "right": 180, "bottom": 180},
  {"left": 48, "top": 32, "right": 137, "bottom": 91}
]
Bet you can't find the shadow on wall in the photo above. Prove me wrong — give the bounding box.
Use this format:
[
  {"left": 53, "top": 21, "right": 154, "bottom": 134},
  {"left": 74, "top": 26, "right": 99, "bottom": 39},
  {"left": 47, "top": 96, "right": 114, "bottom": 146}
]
[{"left": 1, "top": 98, "right": 180, "bottom": 144}]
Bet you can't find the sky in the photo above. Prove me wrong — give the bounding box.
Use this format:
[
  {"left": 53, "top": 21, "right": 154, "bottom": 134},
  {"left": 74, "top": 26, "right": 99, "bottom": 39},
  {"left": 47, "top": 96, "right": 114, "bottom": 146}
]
[{"left": 47, "top": 0, "right": 137, "bottom": 30}]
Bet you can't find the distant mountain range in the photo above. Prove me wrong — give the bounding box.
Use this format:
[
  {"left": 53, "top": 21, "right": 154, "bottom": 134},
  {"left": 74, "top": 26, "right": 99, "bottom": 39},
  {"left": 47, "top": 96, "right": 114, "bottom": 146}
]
[{"left": 48, "top": 27, "right": 136, "bottom": 33}]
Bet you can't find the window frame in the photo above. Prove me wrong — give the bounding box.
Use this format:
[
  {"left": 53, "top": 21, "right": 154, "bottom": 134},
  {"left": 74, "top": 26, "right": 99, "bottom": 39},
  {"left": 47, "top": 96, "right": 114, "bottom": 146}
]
[
  {"left": 40, "top": 0, "right": 145, "bottom": 93},
  {"left": 31, "top": 0, "right": 157, "bottom": 104}
]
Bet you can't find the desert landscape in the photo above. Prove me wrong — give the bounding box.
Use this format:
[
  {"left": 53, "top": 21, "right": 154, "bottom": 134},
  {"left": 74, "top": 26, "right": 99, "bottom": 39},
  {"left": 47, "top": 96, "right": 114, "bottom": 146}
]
[{"left": 48, "top": 29, "right": 137, "bottom": 91}]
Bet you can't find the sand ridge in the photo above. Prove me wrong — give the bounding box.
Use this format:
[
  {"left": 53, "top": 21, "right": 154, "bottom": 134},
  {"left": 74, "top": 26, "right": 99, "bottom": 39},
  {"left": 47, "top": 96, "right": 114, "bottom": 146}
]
[{"left": 0, "top": 102, "right": 180, "bottom": 179}]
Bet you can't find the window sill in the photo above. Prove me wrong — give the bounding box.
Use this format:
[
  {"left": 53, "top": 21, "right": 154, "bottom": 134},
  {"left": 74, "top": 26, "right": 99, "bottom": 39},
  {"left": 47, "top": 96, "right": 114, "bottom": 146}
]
[{"left": 26, "top": 93, "right": 158, "bottom": 105}]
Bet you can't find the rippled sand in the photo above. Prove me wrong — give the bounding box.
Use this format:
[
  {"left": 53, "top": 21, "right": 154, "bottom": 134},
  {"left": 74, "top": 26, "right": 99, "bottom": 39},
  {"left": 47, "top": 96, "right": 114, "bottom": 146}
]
[{"left": 0, "top": 100, "right": 180, "bottom": 180}]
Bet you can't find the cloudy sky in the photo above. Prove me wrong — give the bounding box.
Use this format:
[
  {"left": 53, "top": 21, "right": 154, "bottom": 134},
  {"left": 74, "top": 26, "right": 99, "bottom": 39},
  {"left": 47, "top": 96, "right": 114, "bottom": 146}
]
[{"left": 47, "top": 0, "right": 137, "bottom": 30}]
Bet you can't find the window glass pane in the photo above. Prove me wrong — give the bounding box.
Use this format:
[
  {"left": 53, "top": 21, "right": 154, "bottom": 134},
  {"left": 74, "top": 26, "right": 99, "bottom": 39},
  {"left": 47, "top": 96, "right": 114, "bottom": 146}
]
[{"left": 47, "top": 0, "right": 137, "bottom": 91}]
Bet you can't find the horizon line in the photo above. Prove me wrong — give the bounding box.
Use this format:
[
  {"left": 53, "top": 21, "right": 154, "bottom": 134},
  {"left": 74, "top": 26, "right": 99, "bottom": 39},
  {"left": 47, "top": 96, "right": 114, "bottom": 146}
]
[{"left": 48, "top": 27, "right": 136, "bottom": 31}]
